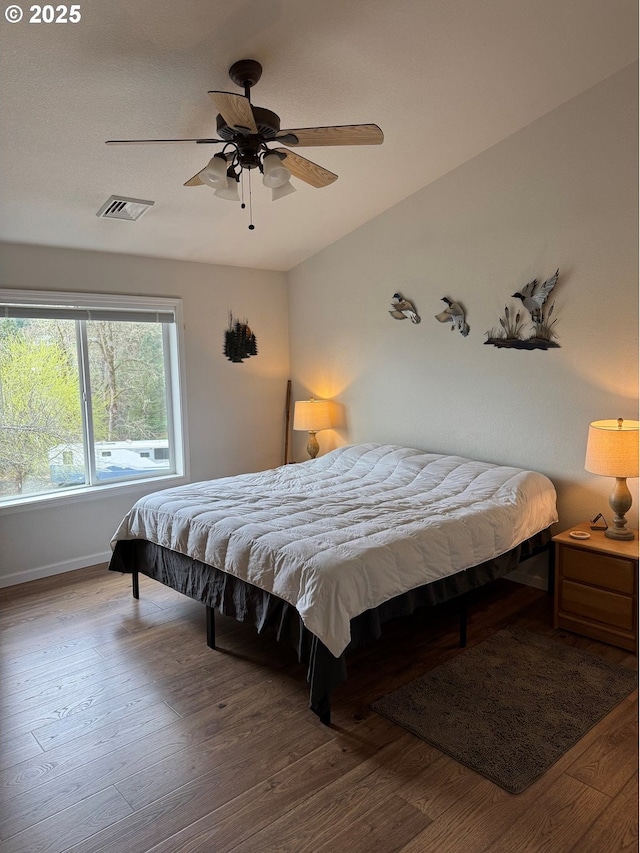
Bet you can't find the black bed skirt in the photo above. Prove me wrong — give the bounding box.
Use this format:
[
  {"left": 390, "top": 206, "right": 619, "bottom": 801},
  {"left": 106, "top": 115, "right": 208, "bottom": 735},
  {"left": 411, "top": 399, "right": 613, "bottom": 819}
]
[{"left": 109, "top": 532, "right": 550, "bottom": 719}]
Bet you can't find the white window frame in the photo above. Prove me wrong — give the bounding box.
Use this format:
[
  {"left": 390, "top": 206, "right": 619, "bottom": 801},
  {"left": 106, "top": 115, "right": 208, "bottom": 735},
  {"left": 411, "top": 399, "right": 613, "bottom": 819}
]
[{"left": 0, "top": 288, "right": 189, "bottom": 512}]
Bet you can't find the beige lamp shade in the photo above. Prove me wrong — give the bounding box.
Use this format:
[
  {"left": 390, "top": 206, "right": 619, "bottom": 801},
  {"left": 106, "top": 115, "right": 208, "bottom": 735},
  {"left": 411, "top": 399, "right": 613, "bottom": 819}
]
[
  {"left": 585, "top": 418, "right": 640, "bottom": 478},
  {"left": 293, "top": 399, "right": 332, "bottom": 433}
]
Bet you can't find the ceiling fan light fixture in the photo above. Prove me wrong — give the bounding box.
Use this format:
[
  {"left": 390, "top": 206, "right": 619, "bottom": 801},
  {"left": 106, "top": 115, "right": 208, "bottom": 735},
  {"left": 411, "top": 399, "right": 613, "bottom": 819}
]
[
  {"left": 214, "top": 181, "right": 240, "bottom": 202},
  {"left": 199, "top": 154, "right": 229, "bottom": 189},
  {"left": 262, "top": 153, "right": 291, "bottom": 188},
  {"left": 106, "top": 60, "right": 384, "bottom": 221},
  {"left": 271, "top": 180, "right": 296, "bottom": 201}
]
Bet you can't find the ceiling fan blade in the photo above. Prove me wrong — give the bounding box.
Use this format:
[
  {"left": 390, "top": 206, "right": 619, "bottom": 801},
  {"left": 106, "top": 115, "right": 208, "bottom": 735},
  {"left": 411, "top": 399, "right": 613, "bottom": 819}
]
[
  {"left": 208, "top": 91, "right": 258, "bottom": 134},
  {"left": 273, "top": 148, "right": 337, "bottom": 188},
  {"left": 276, "top": 124, "right": 383, "bottom": 147},
  {"left": 106, "top": 138, "right": 224, "bottom": 145},
  {"left": 184, "top": 172, "right": 204, "bottom": 186}
]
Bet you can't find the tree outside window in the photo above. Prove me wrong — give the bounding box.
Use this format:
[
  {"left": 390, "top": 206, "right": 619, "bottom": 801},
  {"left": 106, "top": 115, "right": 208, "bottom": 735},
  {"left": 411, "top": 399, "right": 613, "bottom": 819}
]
[{"left": 0, "top": 293, "right": 183, "bottom": 503}]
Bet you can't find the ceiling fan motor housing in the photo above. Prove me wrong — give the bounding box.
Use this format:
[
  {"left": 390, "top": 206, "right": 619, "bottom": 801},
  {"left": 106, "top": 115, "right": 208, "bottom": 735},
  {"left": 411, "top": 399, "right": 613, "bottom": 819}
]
[{"left": 216, "top": 107, "right": 281, "bottom": 141}]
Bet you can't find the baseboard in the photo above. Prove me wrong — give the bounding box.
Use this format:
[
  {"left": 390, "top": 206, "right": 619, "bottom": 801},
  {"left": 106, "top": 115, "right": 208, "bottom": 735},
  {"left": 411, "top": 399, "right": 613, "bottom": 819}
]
[
  {"left": 506, "top": 551, "right": 549, "bottom": 591},
  {"left": 0, "top": 551, "right": 112, "bottom": 588}
]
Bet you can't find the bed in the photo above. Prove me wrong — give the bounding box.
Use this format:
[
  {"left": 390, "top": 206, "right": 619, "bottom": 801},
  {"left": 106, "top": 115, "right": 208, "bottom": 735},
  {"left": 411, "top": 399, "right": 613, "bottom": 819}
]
[{"left": 109, "top": 443, "right": 558, "bottom": 722}]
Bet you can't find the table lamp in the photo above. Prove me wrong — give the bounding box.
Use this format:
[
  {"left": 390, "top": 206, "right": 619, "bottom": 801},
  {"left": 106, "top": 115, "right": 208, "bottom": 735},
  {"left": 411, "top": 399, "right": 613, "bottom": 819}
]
[
  {"left": 585, "top": 418, "right": 640, "bottom": 540},
  {"left": 293, "top": 398, "right": 332, "bottom": 459}
]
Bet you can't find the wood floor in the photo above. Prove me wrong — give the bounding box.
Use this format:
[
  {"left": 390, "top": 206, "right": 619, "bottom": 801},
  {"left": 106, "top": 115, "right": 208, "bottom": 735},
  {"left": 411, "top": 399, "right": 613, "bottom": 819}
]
[{"left": 0, "top": 566, "right": 637, "bottom": 853}]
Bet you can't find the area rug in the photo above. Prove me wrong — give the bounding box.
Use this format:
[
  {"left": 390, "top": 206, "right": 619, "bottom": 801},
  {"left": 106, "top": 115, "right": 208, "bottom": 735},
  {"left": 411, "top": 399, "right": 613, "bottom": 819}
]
[{"left": 372, "top": 627, "right": 637, "bottom": 793}]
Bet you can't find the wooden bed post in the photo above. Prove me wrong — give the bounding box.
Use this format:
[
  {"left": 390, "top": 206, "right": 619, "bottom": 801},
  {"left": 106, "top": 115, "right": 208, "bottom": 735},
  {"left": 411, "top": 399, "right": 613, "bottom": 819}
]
[
  {"left": 132, "top": 570, "right": 139, "bottom": 600},
  {"left": 283, "top": 379, "right": 292, "bottom": 465}
]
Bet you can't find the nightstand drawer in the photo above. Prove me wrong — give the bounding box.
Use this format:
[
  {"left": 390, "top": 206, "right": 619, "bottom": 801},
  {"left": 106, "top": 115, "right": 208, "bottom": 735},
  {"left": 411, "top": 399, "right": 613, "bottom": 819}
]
[
  {"left": 560, "top": 580, "right": 634, "bottom": 631},
  {"left": 562, "top": 547, "right": 634, "bottom": 594}
]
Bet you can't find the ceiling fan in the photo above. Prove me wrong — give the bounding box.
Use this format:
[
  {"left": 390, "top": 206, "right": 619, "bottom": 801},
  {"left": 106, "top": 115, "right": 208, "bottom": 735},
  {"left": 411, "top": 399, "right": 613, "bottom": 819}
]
[{"left": 106, "top": 59, "right": 383, "bottom": 221}]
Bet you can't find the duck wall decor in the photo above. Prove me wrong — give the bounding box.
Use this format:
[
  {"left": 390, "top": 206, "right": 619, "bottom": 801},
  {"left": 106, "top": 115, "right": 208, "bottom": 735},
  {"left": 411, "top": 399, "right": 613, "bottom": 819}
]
[
  {"left": 389, "top": 293, "right": 421, "bottom": 324},
  {"left": 485, "top": 269, "right": 560, "bottom": 350},
  {"left": 435, "top": 297, "right": 470, "bottom": 337}
]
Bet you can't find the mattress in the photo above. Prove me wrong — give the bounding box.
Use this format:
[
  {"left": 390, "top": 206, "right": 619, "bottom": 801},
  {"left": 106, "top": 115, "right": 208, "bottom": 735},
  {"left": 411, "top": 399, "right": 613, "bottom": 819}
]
[{"left": 110, "top": 443, "right": 558, "bottom": 657}]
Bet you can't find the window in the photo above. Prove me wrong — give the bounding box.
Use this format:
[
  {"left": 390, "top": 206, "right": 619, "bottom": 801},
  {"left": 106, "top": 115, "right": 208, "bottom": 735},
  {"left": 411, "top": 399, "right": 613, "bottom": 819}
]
[{"left": 0, "top": 289, "right": 185, "bottom": 506}]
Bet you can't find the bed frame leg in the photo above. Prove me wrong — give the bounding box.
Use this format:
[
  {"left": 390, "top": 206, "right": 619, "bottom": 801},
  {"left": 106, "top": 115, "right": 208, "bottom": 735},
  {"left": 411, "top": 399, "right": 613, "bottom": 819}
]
[
  {"left": 132, "top": 570, "right": 139, "bottom": 600},
  {"left": 312, "top": 694, "right": 332, "bottom": 726},
  {"left": 206, "top": 605, "right": 216, "bottom": 649},
  {"left": 459, "top": 595, "right": 467, "bottom": 647}
]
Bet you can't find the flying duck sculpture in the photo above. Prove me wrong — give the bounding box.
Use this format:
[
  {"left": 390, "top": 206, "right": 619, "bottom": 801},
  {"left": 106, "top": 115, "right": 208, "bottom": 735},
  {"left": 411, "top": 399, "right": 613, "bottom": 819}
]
[
  {"left": 435, "top": 297, "right": 469, "bottom": 337},
  {"left": 389, "top": 293, "right": 421, "bottom": 324},
  {"left": 512, "top": 269, "right": 559, "bottom": 322}
]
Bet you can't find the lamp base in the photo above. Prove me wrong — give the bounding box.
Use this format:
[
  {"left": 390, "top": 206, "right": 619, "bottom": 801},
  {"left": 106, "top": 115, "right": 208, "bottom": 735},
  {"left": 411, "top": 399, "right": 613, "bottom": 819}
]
[
  {"left": 606, "top": 478, "right": 635, "bottom": 541},
  {"left": 605, "top": 526, "right": 635, "bottom": 541},
  {"left": 306, "top": 431, "right": 319, "bottom": 459}
]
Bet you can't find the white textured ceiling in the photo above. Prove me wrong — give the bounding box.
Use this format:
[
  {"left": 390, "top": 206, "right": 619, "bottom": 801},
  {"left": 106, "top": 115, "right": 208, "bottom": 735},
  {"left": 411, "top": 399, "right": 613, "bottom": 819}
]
[{"left": 1, "top": 0, "right": 637, "bottom": 271}]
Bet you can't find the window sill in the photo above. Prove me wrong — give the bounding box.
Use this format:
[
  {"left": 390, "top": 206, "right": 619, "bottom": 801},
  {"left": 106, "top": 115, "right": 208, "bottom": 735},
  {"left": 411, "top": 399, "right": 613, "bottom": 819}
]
[{"left": 0, "top": 474, "right": 188, "bottom": 516}]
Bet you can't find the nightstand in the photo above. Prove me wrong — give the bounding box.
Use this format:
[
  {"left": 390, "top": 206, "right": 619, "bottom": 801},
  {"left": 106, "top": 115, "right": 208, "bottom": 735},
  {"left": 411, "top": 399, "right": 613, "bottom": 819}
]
[{"left": 553, "top": 522, "right": 638, "bottom": 653}]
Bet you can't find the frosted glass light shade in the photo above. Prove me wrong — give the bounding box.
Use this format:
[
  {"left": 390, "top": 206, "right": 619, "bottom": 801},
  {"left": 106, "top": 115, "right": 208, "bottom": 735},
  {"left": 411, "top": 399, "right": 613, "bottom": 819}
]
[
  {"left": 262, "top": 153, "right": 291, "bottom": 188},
  {"left": 199, "top": 155, "right": 229, "bottom": 189},
  {"left": 272, "top": 180, "right": 296, "bottom": 201},
  {"left": 585, "top": 419, "right": 640, "bottom": 478},
  {"left": 214, "top": 181, "right": 240, "bottom": 202},
  {"left": 293, "top": 399, "right": 332, "bottom": 433}
]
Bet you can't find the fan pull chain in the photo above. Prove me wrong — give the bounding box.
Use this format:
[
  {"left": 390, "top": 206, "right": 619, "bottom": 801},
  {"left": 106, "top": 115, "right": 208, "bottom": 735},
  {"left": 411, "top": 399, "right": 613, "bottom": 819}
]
[
  {"left": 247, "top": 170, "right": 255, "bottom": 230},
  {"left": 238, "top": 171, "right": 255, "bottom": 230}
]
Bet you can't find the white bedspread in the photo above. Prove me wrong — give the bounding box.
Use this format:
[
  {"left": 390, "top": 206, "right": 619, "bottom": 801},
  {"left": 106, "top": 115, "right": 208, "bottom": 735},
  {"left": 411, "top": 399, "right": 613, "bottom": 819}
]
[{"left": 111, "top": 443, "right": 557, "bottom": 657}]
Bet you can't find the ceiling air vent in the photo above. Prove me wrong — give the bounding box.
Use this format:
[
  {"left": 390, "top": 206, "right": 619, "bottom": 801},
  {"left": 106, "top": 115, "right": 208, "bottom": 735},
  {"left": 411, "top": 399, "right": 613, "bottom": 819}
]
[{"left": 96, "top": 195, "right": 155, "bottom": 221}]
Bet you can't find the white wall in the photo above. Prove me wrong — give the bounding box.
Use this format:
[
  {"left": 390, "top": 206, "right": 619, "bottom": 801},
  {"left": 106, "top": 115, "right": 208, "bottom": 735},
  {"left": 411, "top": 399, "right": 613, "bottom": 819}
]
[
  {"left": 287, "top": 64, "right": 639, "bottom": 535},
  {"left": 0, "top": 245, "right": 289, "bottom": 585}
]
